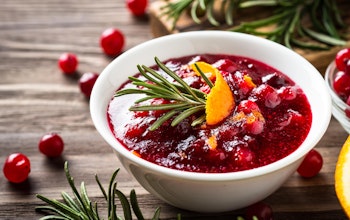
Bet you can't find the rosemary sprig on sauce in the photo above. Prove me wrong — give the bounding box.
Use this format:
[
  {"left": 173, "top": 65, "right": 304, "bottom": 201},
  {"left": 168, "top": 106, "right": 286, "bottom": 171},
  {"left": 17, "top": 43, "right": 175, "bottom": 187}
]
[
  {"left": 115, "top": 57, "right": 212, "bottom": 131},
  {"left": 35, "top": 161, "right": 173, "bottom": 220},
  {"left": 160, "top": 0, "right": 347, "bottom": 49}
]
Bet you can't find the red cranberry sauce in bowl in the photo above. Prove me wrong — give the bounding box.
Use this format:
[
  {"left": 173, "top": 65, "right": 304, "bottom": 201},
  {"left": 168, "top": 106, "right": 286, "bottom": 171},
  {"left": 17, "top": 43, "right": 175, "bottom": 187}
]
[{"left": 108, "top": 53, "right": 312, "bottom": 173}]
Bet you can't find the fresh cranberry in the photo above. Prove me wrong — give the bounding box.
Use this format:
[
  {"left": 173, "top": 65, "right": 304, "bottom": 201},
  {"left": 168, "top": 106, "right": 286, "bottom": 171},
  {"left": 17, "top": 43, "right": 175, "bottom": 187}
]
[
  {"left": 213, "top": 59, "right": 238, "bottom": 73},
  {"left": 79, "top": 72, "right": 99, "bottom": 98},
  {"left": 245, "top": 202, "right": 273, "bottom": 220},
  {"left": 237, "top": 100, "right": 260, "bottom": 114},
  {"left": 245, "top": 120, "right": 264, "bottom": 135},
  {"left": 297, "top": 149, "right": 323, "bottom": 178},
  {"left": 38, "top": 133, "right": 64, "bottom": 157},
  {"left": 333, "top": 71, "right": 350, "bottom": 99},
  {"left": 278, "top": 86, "right": 298, "bottom": 100},
  {"left": 3, "top": 153, "right": 31, "bottom": 183},
  {"left": 252, "top": 84, "right": 281, "bottom": 108},
  {"left": 100, "top": 28, "right": 125, "bottom": 56},
  {"left": 345, "top": 60, "right": 350, "bottom": 75},
  {"left": 58, "top": 53, "right": 78, "bottom": 74},
  {"left": 126, "top": 0, "right": 148, "bottom": 16},
  {"left": 234, "top": 146, "right": 256, "bottom": 168},
  {"left": 335, "top": 48, "right": 350, "bottom": 72}
]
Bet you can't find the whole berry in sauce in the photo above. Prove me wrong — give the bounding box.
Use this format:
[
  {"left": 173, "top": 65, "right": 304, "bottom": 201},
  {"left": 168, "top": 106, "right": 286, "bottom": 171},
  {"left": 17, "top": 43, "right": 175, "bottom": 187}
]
[
  {"left": 126, "top": 0, "right": 148, "bottom": 16},
  {"left": 297, "top": 149, "right": 323, "bottom": 178},
  {"left": 100, "top": 28, "right": 125, "bottom": 56},
  {"left": 3, "top": 153, "right": 31, "bottom": 183},
  {"left": 213, "top": 59, "right": 238, "bottom": 73},
  {"left": 79, "top": 72, "right": 99, "bottom": 98},
  {"left": 252, "top": 84, "right": 281, "bottom": 108},
  {"left": 58, "top": 53, "right": 78, "bottom": 74},
  {"left": 38, "top": 133, "right": 64, "bottom": 157}
]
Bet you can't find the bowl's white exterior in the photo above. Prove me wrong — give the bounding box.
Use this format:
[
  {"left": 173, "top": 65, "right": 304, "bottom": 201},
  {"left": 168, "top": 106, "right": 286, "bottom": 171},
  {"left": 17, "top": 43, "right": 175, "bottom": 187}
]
[{"left": 90, "top": 31, "right": 331, "bottom": 212}]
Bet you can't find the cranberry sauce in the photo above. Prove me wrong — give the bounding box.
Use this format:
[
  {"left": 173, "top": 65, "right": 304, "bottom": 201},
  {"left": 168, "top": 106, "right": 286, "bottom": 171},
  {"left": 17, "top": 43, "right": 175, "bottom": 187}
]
[{"left": 108, "top": 54, "right": 312, "bottom": 173}]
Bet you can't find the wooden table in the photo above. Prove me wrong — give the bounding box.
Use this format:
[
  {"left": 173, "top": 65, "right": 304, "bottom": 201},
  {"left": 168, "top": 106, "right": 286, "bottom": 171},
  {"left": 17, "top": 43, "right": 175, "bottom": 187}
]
[{"left": 0, "top": 0, "right": 348, "bottom": 219}]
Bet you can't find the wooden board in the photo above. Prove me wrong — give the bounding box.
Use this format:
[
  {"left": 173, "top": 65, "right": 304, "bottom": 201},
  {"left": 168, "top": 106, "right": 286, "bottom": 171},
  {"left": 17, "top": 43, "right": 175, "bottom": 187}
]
[{"left": 149, "top": 0, "right": 350, "bottom": 74}]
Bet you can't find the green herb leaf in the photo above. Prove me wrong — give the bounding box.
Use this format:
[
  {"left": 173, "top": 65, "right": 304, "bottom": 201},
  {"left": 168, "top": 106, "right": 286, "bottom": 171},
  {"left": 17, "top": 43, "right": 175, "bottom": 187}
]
[{"left": 160, "top": 0, "right": 347, "bottom": 50}]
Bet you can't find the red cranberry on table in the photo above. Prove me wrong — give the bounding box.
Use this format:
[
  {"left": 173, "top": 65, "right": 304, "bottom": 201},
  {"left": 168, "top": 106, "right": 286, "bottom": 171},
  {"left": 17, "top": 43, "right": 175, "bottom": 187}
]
[
  {"left": 79, "top": 72, "right": 99, "bottom": 98},
  {"left": 100, "top": 28, "right": 125, "bottom": 56},
  {"left": 58, "top": 53, "right": 78, "bottom": 74},
  {"left": 126, "top": 0, "right": 148, "bottom": 16},
  {"left": 38, "top": 133, "right": 64, "bottom": 157},
  {"left": 3, "top": 153, "right": 31, "bottom": 183},
  {"left": 245, "top": 201, "right": 273, "bottom": 220},
  {"left": 297, "top": 149, "right": 323, "bottom": 178}
]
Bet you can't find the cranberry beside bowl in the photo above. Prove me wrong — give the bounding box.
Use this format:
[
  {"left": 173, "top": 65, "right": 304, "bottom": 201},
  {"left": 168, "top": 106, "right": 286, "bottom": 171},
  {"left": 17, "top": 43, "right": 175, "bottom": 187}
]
[
  {"left": 90, "top": 31, "right": 331, "bottom": 212},
  {"left": 325, "top": 60, "right": 350, "bottom": 133}
]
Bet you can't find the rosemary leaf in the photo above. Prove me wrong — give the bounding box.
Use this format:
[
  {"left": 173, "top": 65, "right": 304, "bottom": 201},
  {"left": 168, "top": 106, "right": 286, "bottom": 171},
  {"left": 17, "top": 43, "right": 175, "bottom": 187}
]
[
  {"left": 206, "top": 0, "right": 220, "bottom": 26},
  {"left": 322, "top": 4, "right": 340, "bottom": 39},
  {"left": 130, "top": 189, "right": 145, "bottom": 220},
  {"left": 151, "top": 207, "right": 162, "bottom": 220},
  {"left": 191, "top": 114, "right": 206, "bottom": 126},
  {"left": 171, "top": 105, "right": 205, "bottom": 127},
  {"left": 64, "top": 163, "right": 90, "bottom": 218},
  {"left": 107, "top": 170, "right": 120, "bottom": 220},
  {"left": 115, "top": 189, "right": 132, "bottom": 220},
  {"left": 39, "top": 215, "right": 68, "bottom": 220},
  {"left": 129, "top": 102, "right": 190, "bottom": 111},
  {"left": 95, "top": 174, "right": 108, "bottom": 200},
  {"left": 291, "top": 38, "right": 329, "bottom": 50},
  {"left": 239, "top": 0, "right": 278, "bottom": 8},
  {"left": 193, "top": 63, "right": 214, "bottom": 88},
  {"left": 132, "top": 81, "right": 178, "bottom": 97},
  {"left": 149, "top": 109, "right": 180, "bottom": 131},
  {"left": 36, "top": 205, "right": 73, "bottom": 220},
  {"left": 303, "top": 27, "right": 346, "bottom": 46},
  {"left": 190, "top": 0, "right": 202, "bottom": 24},
  {"left": 61, "top": 191, "right": 80, "bottom": 211},
  {"left": 36, "top": 195, "right": 84, "bottom": 219},
  {"left": 80, "top": 182, "right": 99, "bottom": 219}
]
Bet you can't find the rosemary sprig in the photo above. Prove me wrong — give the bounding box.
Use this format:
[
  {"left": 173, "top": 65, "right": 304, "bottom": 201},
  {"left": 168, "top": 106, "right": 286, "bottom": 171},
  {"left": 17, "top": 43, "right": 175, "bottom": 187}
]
[
  {"left": 115, "top": 57, "right": 212, "bottom": 130},
  {"left": 35, "top": 161, "right": 173, "bottom": 220},
  {"left": 160, "top": 0, "right": 347, "bottom": 49}
]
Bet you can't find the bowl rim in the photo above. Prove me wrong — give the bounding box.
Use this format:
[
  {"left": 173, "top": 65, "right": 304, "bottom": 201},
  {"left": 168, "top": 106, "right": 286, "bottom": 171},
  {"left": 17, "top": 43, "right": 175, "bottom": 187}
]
[{"left": 90, "top": 30, "right": 332, "bottom": 182}]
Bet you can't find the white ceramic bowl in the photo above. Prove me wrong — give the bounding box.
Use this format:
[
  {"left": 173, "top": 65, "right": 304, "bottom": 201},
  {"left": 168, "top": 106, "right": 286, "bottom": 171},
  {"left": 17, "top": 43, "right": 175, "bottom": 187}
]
[
  {"left": 90, "top": 31, "right": 331, "bottom": 213},
  {"left": 325, "top": 60, "right": 350, "bottom": 133}
]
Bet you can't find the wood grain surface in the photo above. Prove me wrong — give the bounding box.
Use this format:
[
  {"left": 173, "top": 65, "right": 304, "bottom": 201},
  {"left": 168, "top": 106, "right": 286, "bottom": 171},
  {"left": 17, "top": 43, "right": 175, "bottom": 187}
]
[{"left": 0, "top": 0, "right": 349, "bottom": 219}]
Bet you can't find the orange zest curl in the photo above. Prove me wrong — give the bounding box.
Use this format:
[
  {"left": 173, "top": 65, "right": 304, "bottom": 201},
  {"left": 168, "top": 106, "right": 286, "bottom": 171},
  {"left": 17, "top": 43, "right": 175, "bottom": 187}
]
[{"left": 205, "top": 69, "right": 235, "bottom": 125}]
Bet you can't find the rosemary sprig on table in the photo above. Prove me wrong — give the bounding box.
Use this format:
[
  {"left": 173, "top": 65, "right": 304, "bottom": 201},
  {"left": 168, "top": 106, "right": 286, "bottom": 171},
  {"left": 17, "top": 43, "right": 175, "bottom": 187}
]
[
  {"left": 115, "top": 57, "right": 212, "bottom": 131},
  {"left": 160, "top": 0, "right": 347, "bottom": 49},
  {"left": 35, "top": 161, "right": 174, "bottom": 220}
]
